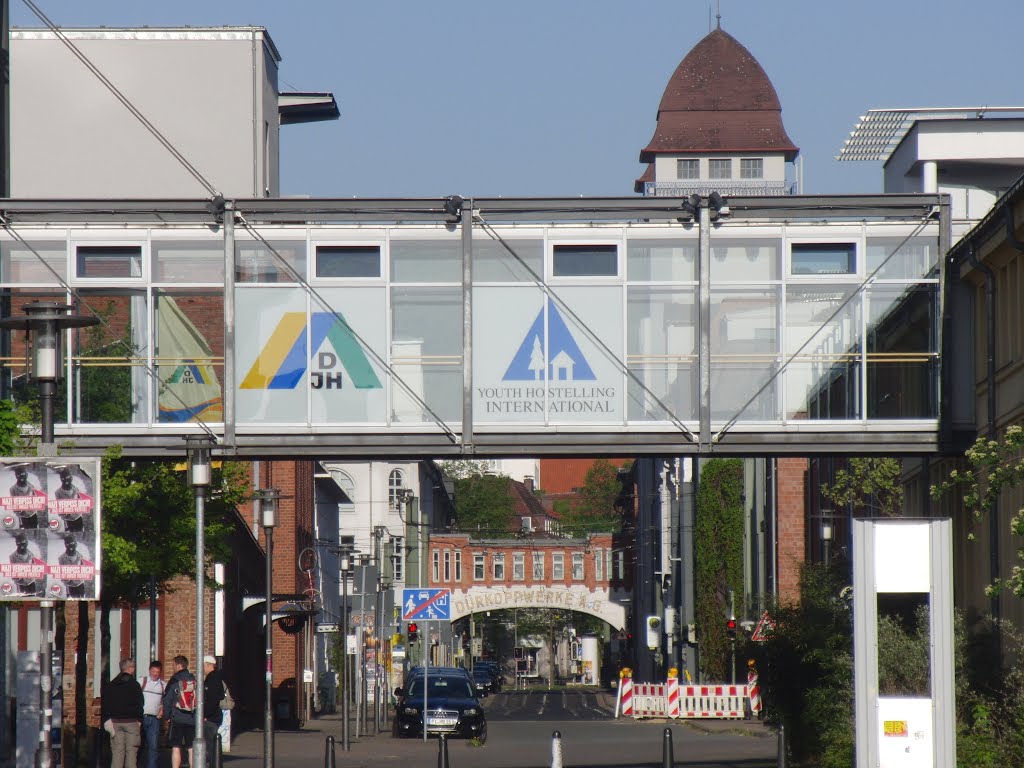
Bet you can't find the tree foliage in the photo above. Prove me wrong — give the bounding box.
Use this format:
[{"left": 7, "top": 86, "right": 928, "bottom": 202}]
[
  {"left": 100, "top": 446, "right": 249, "bottom": 603},
  {"left": 694, "top": 458, "right": 744, "bottom": 681},
  {"left": 931, "top": 425, "right": 1024, "bottom": 597},
  {"left": 556, "top": 459, "right": 626, "bottom": 537},
  {"left": 451, "top": 473, "right": 516, "bottom": 537},
  {"left": 820, "top": 457, "right": 904, "bottom": 517},
  {"left": 0, "top": 399, "right": 19, "bottom": 456},
  {"left": 436, "top": 460, "right": 494, "bottom": 481}
]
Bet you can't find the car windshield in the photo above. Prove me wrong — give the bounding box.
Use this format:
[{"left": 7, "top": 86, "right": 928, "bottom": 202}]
[{"left": 407, "top": 676, "right": 475, "bottom": 699}]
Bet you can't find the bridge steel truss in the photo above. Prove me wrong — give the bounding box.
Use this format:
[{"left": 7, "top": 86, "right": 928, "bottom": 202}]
[{"left": 0, "top": 193, "right": 952, "bottom": 459}]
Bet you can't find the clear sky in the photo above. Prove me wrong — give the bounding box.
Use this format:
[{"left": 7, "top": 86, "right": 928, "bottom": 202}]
[{"left": 11, "top": 0, "right": 1024, "bottom": 198}]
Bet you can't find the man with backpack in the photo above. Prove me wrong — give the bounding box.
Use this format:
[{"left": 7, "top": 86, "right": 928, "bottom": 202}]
[{"left": 161, "top": 655, "right": 197, "bottom": 768}]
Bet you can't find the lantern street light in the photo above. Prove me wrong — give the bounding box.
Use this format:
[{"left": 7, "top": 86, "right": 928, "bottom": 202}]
[
  {"left": 185, "top": 435, "right": 214, "bottom": 768},
  {"left": 255, "top": 488, "right": 280, "bottom": 768},
  {"left": 0, "top": 301, "right": 98, "bottom": 768},
  {"left": 821, "top": 510, "right": 835, "bottom": 565}
]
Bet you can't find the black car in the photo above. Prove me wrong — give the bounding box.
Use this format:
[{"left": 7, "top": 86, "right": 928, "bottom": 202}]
[
  {"left": 471, "top": 668, "right": 494, "bottom": 696},
  {"left": 394, "top": 674, "right": 487, "bottom": 742},
  {"left": 473, "top": 662, "right": 504, "bottom": 691}
]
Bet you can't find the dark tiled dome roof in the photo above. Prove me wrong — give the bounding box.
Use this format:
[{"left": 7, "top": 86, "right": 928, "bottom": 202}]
[{"left": 638, "top": 28, "right": 798, "bottom": 163}]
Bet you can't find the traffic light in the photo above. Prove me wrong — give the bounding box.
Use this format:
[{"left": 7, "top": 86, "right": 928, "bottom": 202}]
[
  {"left": 462, "top": 633, "right": 470, "bottom": 651},
  {"left": 408, "top": 622, "right": 418, "bottom": 642},
  {"left": 726, "top": 618, "right": 737, "bottom": 640},
  {"left": 645, "top": 615, "right": 662, "bottom": 650}
]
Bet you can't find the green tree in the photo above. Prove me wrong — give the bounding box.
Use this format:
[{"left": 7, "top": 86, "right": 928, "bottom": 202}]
[
  {"left": 452, "top": 473, "right": 516, "bottom": 537},
  {"left": 0, "top": 399, "right": 19, "bottom": 456},
  {"left": 437, "top": 460, "right": 494, "bottom": 480},
  {"left": 557, "top": 459, "right": 626, "bottom": 537},
  {"left": 694, "top": 458, "right": 744, "bottom": 682},
  {"left": 821, "top": 457, "right": 904, "bottom": 517}
]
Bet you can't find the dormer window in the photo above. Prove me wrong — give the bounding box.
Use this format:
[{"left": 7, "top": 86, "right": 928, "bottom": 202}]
[
  {"left": 676, "top": 159, "right": 699, "bottom": 180},
  {"left": 709, "top": 159, "right": 732, "bottom": 180},
  {"left": 740, "top": 158, "right": 764, "bottom": 179}
]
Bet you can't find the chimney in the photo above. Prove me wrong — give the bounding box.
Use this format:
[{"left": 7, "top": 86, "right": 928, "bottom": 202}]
[{"left": 524, "top": 475, "right": 535, "bottom": 492}]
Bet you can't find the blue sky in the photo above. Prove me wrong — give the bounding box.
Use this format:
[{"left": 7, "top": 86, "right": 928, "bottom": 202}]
[{"left": 12, "top": 0, "right": 1024, "bottom": 198}]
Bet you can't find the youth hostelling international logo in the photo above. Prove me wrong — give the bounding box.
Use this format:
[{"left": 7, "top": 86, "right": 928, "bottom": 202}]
[
  {"left": 242, "top": 312, "right": 382, "bottom": 390},
  {"left": 503, "top": 299, "right": 595, "bottom": 382}
]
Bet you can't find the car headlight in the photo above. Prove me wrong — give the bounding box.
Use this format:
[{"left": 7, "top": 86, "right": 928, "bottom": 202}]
[
  {"left": 463, "top": 707, "right": 479, "bottom": 716},
  {"left": 403, "top": 706, "right": 420, "bottom": 715}
]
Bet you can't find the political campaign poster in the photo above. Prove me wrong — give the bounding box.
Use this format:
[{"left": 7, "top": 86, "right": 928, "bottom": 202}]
[{"left": 0, "top": 458, "right": 101, "bottom": 601}]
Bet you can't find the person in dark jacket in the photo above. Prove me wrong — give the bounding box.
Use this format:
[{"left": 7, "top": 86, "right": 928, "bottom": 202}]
[
  {"left": 161, "top": 655, "right": 196, "bottom": 768},
  {"left": 203, "top": 655, "right": 226, "bottom": 748},
  {"left": 100, "top": 658, "right": 143, "bottom": 768}
]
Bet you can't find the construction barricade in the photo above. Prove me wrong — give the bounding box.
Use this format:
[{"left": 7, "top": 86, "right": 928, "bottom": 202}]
[
  {"left": 679, "top": 684, "right": 749, "bottom": 719},
  {"left": 631, "top": 683, "right": 667, "bottom": 717},
  {"left": 614, "top": 671, "right": 752, "bottom": 720},
  {"left": 614, "top": 668, "right": 633, "bottom": 718},
  {"left": 665, "top": 669, "right": 680, "bottom": 718}
]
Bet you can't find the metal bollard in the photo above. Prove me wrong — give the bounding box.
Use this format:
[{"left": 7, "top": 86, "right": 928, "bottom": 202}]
[
  {"left": 214, "top": 733, "right": 223, "bottom": 768},
  {"left": 777, "top": 723, "right": 786, "bottom": 768},
  {"left": 437, "top": 733, "right": 450, "bottom": 768},
  {"left": 93, "top": 728, "right": 104, "bottom": 768},
  {"left": 662, "top": 727, "right": 674, "bottom": 768},
  {"left": 324, "top": 735, "right": 337, "bottom": 768},
  {"left": 550, "top": 730, "right": 563, "bottom": 768}
]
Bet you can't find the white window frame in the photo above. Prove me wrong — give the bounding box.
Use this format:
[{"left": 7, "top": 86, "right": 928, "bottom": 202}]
[
  {"left": 594, "top": 548, "right": 603, "bottom": 581},
  {"left": 393, "top": 536, "right": 405, "bottom": 581},
  {"left": 310, "top": 240, "right": 385, "bottom": 282},
  {"left": 739, "top": 158, "right": 764, "bottom": 180},
  {"left": 454, "top": 550, "right": 462, "bottom": 582},
  {"left": 432, "top": 549, "right": 440, "bottom": 582},
  {"left": 513, "top": 552, "right": 525, "bottom": 581},
  {"left": 709, "top": 159, "right": 732, "bottom": 180},
  {"left": 388, "top": 469, "right": 407, "bottom": 511},
  {"left": 473, "top": 552, "right": 485, "bottom": 581},
  {"left": 443, "top": 549, "right": 451, "bottom": 581},
  {"left": 532, "top": 551, "right": 544, "bottom": 580},
  {"left": 676, "top": 158, "right": 699, "bottom": 180},
  {"left": 552, "top": 552, "right": 565, "bottom": 580},
  {"left": 73, "top": 240, "right": 147, "bottom": 283},
  {"left": 572, "top": 552, "right": 585, "bottom": 580},
  {"left": 493, "top": 553, "right": 505, "bottom": 580},
  {"left": 549, "top": 241, "right": 621, "bottom": 281}
]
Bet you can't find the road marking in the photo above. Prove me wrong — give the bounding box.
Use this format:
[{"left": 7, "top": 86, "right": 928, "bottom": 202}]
[{"left": 539, "top": 693, "right": 547, "bottom": 716}]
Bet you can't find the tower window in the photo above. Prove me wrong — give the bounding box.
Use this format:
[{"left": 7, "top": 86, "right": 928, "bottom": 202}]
[
  {"left": 709, "top": 159, "right": 732, "bottom": 180},
  {"left": 740, "top": 159, "right": 764, "bottom": 179},
  {"left": 676, "top": 159, "right": 699, "bottom": 180}
]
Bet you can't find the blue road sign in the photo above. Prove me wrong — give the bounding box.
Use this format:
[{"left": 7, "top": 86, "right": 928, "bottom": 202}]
[{"left": 402, "top": 588, "right": 451, "bottom": 621}]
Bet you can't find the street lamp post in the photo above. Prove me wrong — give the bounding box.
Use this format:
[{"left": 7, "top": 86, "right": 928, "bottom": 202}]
[
  {"left": 0, "top": 301, "right": 97, "bottom": 768},
  {"left": 186, "top": 436, "right": 213, "bottom": 768},
  {"left": 256, "top": 488, "right": 280, "bottom": 768},
  {"left": 339, "top": 545, "right": 356, "bottom": 752},
  {"left": 821, "top": 512, "right": 834, "bottom": 565}
]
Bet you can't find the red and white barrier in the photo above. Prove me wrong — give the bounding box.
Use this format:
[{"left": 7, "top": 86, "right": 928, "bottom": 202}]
[
  {"left": 631, "top": 683, "right": 667, "bottom": 717},
  {"left": 679, "top": 684, "right": 748, "bottom": 719},
  {"left": 747, "top": 666, "right": 761, "bottom": 717},
  {"left": 665, "top": 673, "right": 680, "bottom": 719},
  {"left": 615, "top": 671, "right": 633, "bottom": 718}
]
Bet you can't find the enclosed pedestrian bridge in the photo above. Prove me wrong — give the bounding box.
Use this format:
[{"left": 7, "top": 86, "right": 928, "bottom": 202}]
[{"left": 0, "top": 194, "right": 954, "bottom": 458}]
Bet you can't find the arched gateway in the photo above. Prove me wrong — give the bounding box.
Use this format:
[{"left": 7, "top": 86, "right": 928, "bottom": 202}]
[{"left": 428, "top": 533, "right": 629, "bottom": 630}]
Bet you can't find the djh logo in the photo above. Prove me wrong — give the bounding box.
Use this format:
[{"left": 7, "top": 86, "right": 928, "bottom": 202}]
[
  {"left": 503, "top": 299, "right": 595, "bottom": 382},
  {"left": 242, "top": 312, "right": 382, "bottom": 391}
]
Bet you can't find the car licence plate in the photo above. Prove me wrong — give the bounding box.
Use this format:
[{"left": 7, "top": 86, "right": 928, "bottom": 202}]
[{"left": 428, "top": 717, "right": 458, "bottom": 727}]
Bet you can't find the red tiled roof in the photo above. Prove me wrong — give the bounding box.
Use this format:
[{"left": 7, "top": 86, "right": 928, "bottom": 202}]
[{"left": 639, "top": 28, "right": 798, "bottom": 163}]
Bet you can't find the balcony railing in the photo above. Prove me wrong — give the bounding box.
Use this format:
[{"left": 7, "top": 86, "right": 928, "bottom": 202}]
[{"left": 643, "top": 180, "right": 795, "bottom": 197}]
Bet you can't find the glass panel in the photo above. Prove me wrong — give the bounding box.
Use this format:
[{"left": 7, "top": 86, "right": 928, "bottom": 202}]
[
  {"left": 710, "top": 239, "right": 780, "bottom": 282},
  {"left": 76, "top": 245, "right": 142, "bottom": 279},
  {"left": 740, "top": 159, "right": 763, "bottom": 179},
  {"left": 784, "top": 285, "right": 862, "bottom": 420},
  {"left": 391, "top": 238, "right": 461, "bottom": 283},
  {"left": 236, "top": 239, "right": 306, "bottom": 283},
  {"left": 626, "top": 239, "right": 696, "bottom": 282},
  {"left": 627, "top": 286, "right": 696, "bottom": 421},
  {"left": 877, "top": 594, "right": 931, "bottom": 696},
  {"left": 677, "top": 159, "right": 699, "bottom": 180},
  {"left": 709, "top": 159, "right": 731, "bottom": 179},
  {"left": 315, "top": 245, "right": 381, "bottom": 278},
  {"left": 867, "top": 285, "right": 937, "bottom": 418},
  {"left": 552, "top": 245, "right": 617, "bottom": 277},
  {"left": 1, "top": 240, "right": 66, "bottom": 284},
  {"left": 72, "top": 290, "right": 149, "bottom": 424},
  {"left": 153, "top": 240, "right": 224, "bottom": 282},
  {"left": 472, "top": 238, "right": 542, "bottom": 282},
  {"left": 710, "top": 288, "right": 780, "bottom": 421},
  {"left": 391, "top": 287, "right": 462, "bottom": 423},
  {"left": 866, "top": 237, "right": 938, "bottom": 280},
  {"left": 791, "top": 243, "right": 856, "bottom": 275},
  {"left": 154, "top": 291, "right": 224, "bottom": 424}
]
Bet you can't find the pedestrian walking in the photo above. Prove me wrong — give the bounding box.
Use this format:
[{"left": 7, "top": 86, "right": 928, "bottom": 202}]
[{"left": 100, "top": 658, "right": 143, "bottom": 768}]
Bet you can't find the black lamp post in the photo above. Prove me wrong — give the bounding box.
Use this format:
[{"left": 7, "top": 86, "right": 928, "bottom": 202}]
[
  {"left": 186, "top": 435, "right": 213, "bottom": 768},
  {"left": 256, "top": 488, "right": 280, "bottom": 768},
  {"left": 821, "top": 510, "right": 835, "bottom": 565},
  {"left": 0, "top": 301, "right": 97, "bottom": 768},
  {"left": 339, "top": 544, "right": 356, "bottom": 752}
]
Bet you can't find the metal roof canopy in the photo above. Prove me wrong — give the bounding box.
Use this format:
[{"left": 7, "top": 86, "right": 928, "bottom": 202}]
[
  {"left": 837, "top": 107, "right": 1024, "bottom": 163},
  {"left": 0, "top": 194, "right": 950, "bottom": 461}
]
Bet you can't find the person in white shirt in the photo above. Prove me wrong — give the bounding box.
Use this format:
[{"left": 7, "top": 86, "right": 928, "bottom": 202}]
[{"left": 138, "top": 661, "right": 166, "bottom": 768}]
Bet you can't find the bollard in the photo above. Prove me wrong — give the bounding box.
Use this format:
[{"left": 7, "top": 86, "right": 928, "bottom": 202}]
[
  {"left": 93, "top": 728, "right": 104, "bottom": 768},
  {"left": 214, "top": 733, "right": 223, "bottom": 768},
  {"left": 437, "top": 733, "right": 450, "bottom": 768},
  {"left": 550, "top": 730, "right": 563, "bottom": 768},
  {"left": 324, "top": 735, "right": 337, "bottom": 768},
  {"left": 662, "top": 728, "right": 674, "bottom": 768},
  {"left": 777, "top": 723, "right": 786, "bottom": 768}
]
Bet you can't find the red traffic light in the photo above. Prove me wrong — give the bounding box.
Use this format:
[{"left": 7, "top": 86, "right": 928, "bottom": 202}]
[
  {"left": 726, "top": 619, "right": 737, "bottom": 631},
  {"left": 408, "top": 622, "right": 418, "bottom": 633}
]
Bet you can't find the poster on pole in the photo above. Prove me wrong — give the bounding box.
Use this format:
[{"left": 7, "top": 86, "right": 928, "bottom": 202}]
[{"left": 0, "top": 458, "right": 101, "bottom": 601}]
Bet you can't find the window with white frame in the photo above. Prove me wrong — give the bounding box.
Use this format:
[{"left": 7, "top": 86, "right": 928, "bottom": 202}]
[
  {"left": 521, "top": 516, "right": 532, "bottom": 532},
  {"left": 615, "top": 550, "right": 624, "bottom": 580},
  {"left": 572, "top": 552, "right": 584, "bottom": 580},
  {"left": 454, "top": 551, "right": 462, "bottom": 581},
  {"left": 392, "top": 536, "right": 405, "bottom": 581},
  {"left": 76, "top": 244, "right": 143, "bottom": 279},
  {"left": 552, "top": 553, "right": 565, "bottom": 580},
  {"left": 443, "top": 550, "right": 451, "bottom": 581},
  {"left": 532, "top": 552, "right": 544, "bottom": 580},
  {"left": 432, "top": 550, "right": 440, "bottom": 582},
  {"left": 388, "top": 469, "right": 406, "bottom": 511},
  {"left": 552, "top": 244, "right": 618, "bottom": 277},
  {"left": 473, "top": 552, "right": 485, "bottom": 580},
  {"left": 513, "top": 553, "right": 525, "bottom": 581},
  {"left": 676, "top": 159, "right": 699, "bottom": 179},
  {"left": 740, "top": 158, "right": 764, "bottom": 179},
  {"left": 605, "top": 549, "right": 612, "bottom": 582},
  {"left": 315, "top": 244, "right": 381, "bottom": 278},
  {"left": 709, "top": 159, "right": 732, "bottom": 179},
  {"left": 493, "top": 553, "right": 505, "bottom": 580},
  {"left": 594, "top": 548, "right": 603, "bottom": 581}
]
